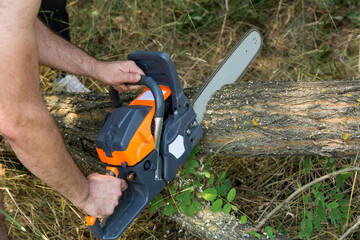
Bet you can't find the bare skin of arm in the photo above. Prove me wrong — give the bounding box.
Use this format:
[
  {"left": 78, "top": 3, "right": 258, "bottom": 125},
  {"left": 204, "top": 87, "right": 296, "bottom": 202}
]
[
  {"left": 0, "top": 0, "right": 141, "bottom": 218},
  {"left": 35, "top": 19, "right": 143, "bottom": 92}
]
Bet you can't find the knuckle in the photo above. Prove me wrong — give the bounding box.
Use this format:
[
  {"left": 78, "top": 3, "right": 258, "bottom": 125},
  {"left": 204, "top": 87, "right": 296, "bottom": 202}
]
[{"left": 107, "top": 208, "right": 114, "bottom": 216}]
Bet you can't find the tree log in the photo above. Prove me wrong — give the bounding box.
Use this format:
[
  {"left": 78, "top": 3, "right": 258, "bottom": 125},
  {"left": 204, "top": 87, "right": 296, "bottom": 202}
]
[{"left": 1, "top": 79, "right": 359, "bottom": 168}]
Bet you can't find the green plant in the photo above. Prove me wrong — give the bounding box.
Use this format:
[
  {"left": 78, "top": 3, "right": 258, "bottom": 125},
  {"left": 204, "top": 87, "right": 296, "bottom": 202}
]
[
  {"left": 151, "top": 145, "right": 237, "bottom": 217},
  {"left": 299, "top": 157, "right": 353, "bottom": 239}
]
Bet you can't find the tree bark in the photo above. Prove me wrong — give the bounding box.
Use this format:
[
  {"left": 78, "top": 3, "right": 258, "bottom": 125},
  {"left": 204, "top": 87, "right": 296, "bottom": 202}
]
[{"left": 202, "top": 79, "right": 360, "bottom": 160}]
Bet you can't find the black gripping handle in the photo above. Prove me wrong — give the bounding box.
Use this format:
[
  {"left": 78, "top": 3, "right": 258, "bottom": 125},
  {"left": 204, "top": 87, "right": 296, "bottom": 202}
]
[{"left": 109, "top": 75, "right": 165, "bottom": 118}]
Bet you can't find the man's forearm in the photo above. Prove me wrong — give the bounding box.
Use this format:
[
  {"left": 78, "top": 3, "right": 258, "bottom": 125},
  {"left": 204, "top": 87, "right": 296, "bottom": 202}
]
[
  {"left": 8, "top": 112, "right": 90, "bottom": 207},
  {"left": 35, "top": 18, "right": 100, "bottom": 80}
]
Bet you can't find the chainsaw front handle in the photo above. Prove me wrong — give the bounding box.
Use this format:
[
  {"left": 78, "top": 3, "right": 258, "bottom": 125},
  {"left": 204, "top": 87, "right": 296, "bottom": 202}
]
[{"left": 109, "top": 75, "right": 165, "bottom": 118}]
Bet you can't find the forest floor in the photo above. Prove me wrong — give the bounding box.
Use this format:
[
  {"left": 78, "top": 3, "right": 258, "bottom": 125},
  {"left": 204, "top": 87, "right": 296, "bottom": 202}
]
[{"left": 1, "top": 0, "right": 360, "bottom": 239}]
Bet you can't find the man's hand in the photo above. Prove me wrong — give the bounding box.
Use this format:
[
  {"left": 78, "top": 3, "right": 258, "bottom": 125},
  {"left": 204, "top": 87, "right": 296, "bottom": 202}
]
[
  {"left": 36, "top": 19, "right": 144, "bottom": 93},
  {"left": 95, "top": 60, "right": 145, "bottom": 93},
  {"left": 80, "top": 173, "right": 128, "bottom": 218}
]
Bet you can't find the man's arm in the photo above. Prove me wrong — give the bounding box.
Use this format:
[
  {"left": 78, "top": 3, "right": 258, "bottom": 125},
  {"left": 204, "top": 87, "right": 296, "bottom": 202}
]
[
  {"left": 0, "top": 0, "right": 125, "bottom": 218},
  {"left": 35, "top": 19, "right": 143, "bottom": 92}
]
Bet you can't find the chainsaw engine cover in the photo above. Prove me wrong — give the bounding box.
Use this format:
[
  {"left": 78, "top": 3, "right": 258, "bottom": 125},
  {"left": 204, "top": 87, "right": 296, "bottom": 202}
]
[{"left": 96, "top": 105, "right": 154, "bottom": 166}]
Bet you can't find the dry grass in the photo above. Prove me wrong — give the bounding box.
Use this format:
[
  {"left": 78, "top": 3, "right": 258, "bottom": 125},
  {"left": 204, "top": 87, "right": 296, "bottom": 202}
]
[{"left": 1, "top": 0, "right": 360, "bottom": 239}]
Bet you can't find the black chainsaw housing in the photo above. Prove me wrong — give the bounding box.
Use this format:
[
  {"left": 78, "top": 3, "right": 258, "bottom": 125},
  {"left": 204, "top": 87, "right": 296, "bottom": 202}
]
[{"left": 89, "top": 51, "right": 203, "bottom": 240}]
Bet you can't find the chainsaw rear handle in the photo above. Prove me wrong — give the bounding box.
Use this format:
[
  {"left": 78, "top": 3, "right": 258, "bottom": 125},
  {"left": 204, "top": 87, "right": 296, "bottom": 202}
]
[{"left": 109, "top": 75, "right": 165, "bottom": 118}]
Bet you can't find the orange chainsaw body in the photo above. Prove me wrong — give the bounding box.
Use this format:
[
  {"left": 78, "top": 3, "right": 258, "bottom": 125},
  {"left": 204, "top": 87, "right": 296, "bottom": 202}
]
[{"left": 96, "top": 85, "right": 171, "bottom": 166}]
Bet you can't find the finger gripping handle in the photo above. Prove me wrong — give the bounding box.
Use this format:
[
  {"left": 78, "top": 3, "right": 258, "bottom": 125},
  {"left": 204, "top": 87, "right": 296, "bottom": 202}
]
[
  {"left": 109, "top": 75, "right": 165, "bottom": 118},
  {"left": 85, "top": 168, "right": 119, "bottom": 239}
]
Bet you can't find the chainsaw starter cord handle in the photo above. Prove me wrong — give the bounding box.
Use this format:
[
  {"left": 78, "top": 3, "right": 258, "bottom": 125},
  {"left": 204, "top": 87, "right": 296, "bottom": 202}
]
[{"left": 109, "top": 75, "right": 165, "bottom": 118}]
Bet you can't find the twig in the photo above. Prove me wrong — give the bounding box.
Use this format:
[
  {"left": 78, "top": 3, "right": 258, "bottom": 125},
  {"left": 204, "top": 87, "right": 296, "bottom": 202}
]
[
  {"left": 344, "top": 152, "right": 359, "bottom": 231},
  {"left": 256, "top": 167, "right": 360, "bottom": 229},
  {"left": 339, "top": 216, "right": 360, "bottom": 240},
  {"left": 256, "top": 184, "right": 290, "bottom": 223}
]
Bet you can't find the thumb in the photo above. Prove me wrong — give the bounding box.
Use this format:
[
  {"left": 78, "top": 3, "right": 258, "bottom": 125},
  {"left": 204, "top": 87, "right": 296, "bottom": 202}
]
[{"left": 119, "top": 179, "right": 128, "bottom": 191}]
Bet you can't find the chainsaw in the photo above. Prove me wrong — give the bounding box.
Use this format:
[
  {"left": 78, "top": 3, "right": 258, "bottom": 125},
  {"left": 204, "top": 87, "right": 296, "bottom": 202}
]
[{"left": 86, "top": 28, "right": 262, "bottom": 239}]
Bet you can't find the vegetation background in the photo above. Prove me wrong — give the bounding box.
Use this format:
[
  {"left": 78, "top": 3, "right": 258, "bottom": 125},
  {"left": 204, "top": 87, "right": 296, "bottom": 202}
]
[{"left": 0, "top": 0, "right": 359, "bottom": 239}]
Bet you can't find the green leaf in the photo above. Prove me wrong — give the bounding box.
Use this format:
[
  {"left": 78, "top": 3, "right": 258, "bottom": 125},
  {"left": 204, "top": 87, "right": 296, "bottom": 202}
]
[
  {"left": 192, "top": 144, "right": 202, "bottom": 154},
  {"left": 217, "top": 171, "right": 227, "bottom": 184},
  {"left": 299, "top": 231, "right": 304, "bottom": 239},
  {"left": 187, "top": 153, "right": 195, "bottom": 161},
  {"left": 240, "top": 215, "right": 247, "bottom": 224},
  {"left": 314, "top": 217, "right": 322, "bottom": 232},
  {"left": 204, "top": 170, "right": 211, "bottom": 178},
  {"left": 304, "top": 156, "right": 311, "bottom": 173},
  {"left": 179, "top": 202, "right": 186, "bottom": 214},
  {"left": 231, "top": 204, "right": 239, "bottom": 212},
  {"left": 176, "top": 192, "right": 184, "bottom": 202},
  {"left": 164, "top": 205, "right": 176, "bottom": 216},
  {"left": 183, "top": 189, "right": 191, "bottom": 203},
  {"left": 317, "top": 208, "right": 327, "bottom": 221},
  {"left": 150, "top": 194, "right": 163, "bottom": 213},
  {"left": 166, "top": 198, "right": 174, "bottom": 206},
  {"left": 330, "top": 189, "right": 337, "bottom": 196},
  {"left": 194, "top": 180, "right": 201, "bottom": 188},
  {"left": 338, "top": 199, "right": 349, "bottom": 206},
  {"left": 216, "top": 186, "right": 221, "bottom": 196},
  {"left": 305, "top": 210, "right": 313, "bottom": 222},
  {"left": 312, "top": 188, "right": 322, "bottom": 199},
  {"left": 224, "top": 178, "right": 231, "bottom": 190},
  {"left": 211, "top": 199, "right": 223, "bottom": 212},
  {"left": 222, "top": 203, "right": 231, "bottom": 214},
  {"left": 304, "top": 195, "right": 310, "bottom": 204},
  {"left": 249, "top": 231, "right": 261, "bottom": 239},
  {"left": 227, "top": 188, "right": 236, "bottom": 202},
  {"left": 301, "top": 219, "right": 306, "bottom": 231},
  {"left": 331, "top": 208, "right": 341, "bottom": 220},
  {"left": 209, "top": 174, "right": 214, "bottom": 185},
  {"left": 202, "top": 188, "right": 217, "bottom": 201},
  {"left": 337, "top": 172, "right": 352, "bottom": 188},
  {"left": 193, "top": 201, "right": 202, "bottom": 212},
  {"left": 219, "top": 184, "right": 227, "bottom": 197},
  {"left": 188, "top": 159, "right": 199, "bottom": 168},
  {"left": 185, "top": 203, "right": 195, "bottom": 216},
  {"left": 305, "top": 218, "right": 313, "bottom": 239},
  {"left": 334, "top": 194, "right": 344, "bottom": 200},
  {"left": 265, "top": 226, "right": 275, "bottom": 239},
  {"left": 279, "top": 225, "right": 287, "bottom": 235},
  {"left": 168, "top": 185, "right": 176, "bottom": 195},
  {"left": 328, "top": 202, "right": 339, "bottom": 209}
]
